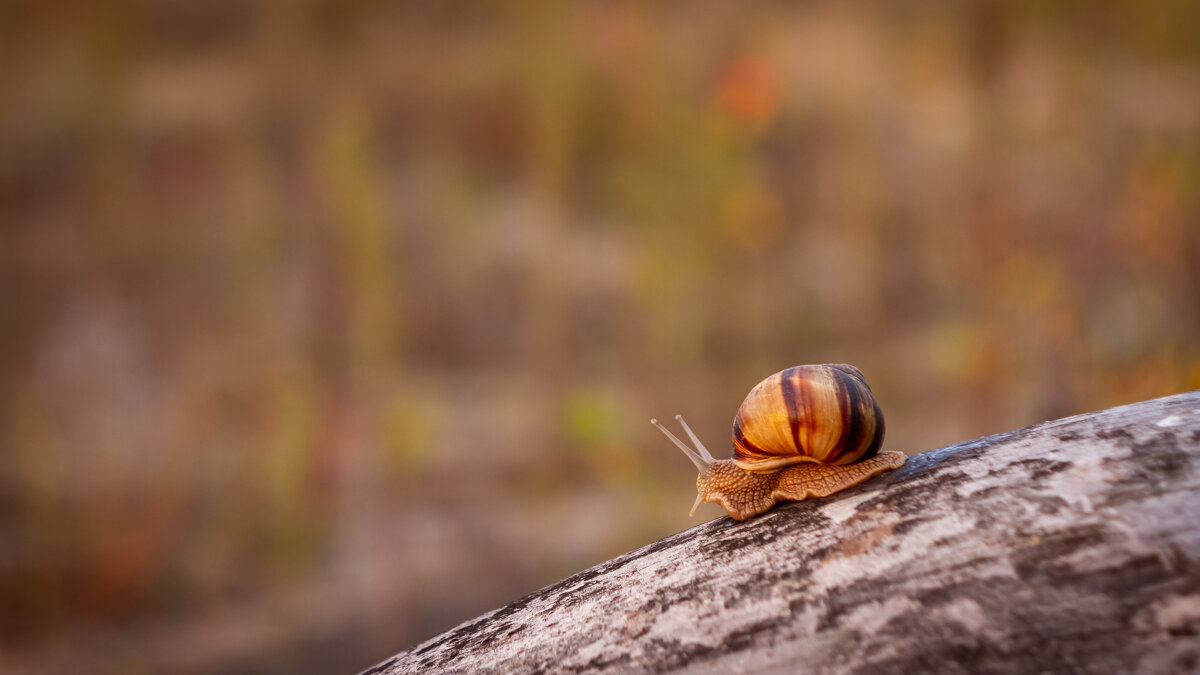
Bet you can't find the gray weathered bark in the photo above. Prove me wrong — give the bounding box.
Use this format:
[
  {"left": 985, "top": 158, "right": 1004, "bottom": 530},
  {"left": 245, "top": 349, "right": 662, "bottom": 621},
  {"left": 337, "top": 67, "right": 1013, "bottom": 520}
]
[{"left": 365, "top": 392, "right": 1200, "bottom": 674}]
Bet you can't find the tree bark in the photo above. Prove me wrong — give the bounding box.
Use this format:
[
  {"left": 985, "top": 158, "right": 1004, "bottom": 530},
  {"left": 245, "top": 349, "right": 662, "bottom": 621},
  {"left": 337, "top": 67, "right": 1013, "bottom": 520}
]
[{"left": 364, "top": 392, "right": 1200, "bottom": 674}]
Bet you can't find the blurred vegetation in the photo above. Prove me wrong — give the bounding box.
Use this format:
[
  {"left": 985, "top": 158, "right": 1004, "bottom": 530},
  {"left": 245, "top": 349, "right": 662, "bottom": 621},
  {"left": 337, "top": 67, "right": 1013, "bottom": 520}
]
[{"left": 2, "top": 1, "right": 1198, "bottom": 673}]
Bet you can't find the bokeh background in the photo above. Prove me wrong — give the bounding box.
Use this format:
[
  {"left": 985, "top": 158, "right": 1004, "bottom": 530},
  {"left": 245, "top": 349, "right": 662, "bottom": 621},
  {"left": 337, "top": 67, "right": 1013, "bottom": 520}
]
[{"left": 3, "top": 1, "right": 1199, "bottom": 673}]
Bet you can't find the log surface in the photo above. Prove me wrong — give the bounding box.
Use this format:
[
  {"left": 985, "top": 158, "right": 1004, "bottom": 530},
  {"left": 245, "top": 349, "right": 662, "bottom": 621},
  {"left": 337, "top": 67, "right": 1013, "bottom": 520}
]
[{"left": 365, "top": 392, "right": 1200, "bottom": 674}]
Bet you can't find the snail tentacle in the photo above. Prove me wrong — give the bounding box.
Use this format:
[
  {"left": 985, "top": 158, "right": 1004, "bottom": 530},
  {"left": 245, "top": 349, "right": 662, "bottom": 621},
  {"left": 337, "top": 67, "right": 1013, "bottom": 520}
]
[
  {"left": 675, "top": 414, "right": 714, "bottom": 463},
  {"left": 651, "top": 418, "right": 710, "bottom": 472}
]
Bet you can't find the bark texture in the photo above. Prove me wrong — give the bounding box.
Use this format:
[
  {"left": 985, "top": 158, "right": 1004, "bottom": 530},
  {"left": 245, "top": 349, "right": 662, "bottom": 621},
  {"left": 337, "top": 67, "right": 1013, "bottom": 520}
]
[{"left": 365, "top": 392, "right": 1200, "bottom": 674}]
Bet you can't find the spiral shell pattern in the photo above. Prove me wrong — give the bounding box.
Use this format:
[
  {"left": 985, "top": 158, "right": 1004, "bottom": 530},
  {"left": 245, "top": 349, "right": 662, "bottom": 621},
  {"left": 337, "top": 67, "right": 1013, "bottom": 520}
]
[{"left": 732, "top": 364, "right": 884, "bottom": 471}]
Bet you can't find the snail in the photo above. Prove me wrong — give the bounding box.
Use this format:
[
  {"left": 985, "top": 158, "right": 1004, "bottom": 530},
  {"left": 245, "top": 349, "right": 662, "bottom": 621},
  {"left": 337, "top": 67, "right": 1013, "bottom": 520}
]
[{"left": 652, "top": 364, "right": 906, "bottom": 520}]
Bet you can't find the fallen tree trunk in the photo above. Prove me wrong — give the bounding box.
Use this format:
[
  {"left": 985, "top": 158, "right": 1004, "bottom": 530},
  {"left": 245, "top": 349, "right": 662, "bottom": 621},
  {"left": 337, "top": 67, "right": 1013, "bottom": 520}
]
[{"left": 365, "top": 392, "right": 1200, "bottom": 674}]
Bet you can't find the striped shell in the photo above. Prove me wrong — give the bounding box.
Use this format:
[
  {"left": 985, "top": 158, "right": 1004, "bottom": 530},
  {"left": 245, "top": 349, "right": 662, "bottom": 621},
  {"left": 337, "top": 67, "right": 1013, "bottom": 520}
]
[{"left": 732, "top": 364, "right": 884, "bottom": 473}]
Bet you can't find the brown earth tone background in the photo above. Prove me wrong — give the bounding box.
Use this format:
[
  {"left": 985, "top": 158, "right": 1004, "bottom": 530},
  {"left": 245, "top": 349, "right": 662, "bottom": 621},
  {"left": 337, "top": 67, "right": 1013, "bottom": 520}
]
[{"left": 2, "top": 2, "right": 1199, "bottom": 674}]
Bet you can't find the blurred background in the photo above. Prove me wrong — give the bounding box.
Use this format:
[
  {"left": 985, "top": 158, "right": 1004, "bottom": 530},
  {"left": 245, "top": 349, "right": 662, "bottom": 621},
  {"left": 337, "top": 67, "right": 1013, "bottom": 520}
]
[{"left": 2, "top": 1, "right": 1199, "bottom": 673}]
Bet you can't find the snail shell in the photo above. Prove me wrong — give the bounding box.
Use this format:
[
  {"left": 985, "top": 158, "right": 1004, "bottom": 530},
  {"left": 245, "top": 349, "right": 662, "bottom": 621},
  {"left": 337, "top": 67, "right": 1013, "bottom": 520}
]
[
  {"left": 652, "top": 364, "right": 904, "bottom": 520},
  {"left": 732, "top": 364, "right": 884, "bottom": 473}
]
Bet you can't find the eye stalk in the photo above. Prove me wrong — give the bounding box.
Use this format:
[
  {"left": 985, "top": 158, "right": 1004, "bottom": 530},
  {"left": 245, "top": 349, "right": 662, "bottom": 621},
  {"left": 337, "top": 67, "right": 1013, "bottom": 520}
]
[
  {"left": 650, "top": 415, "right": 712, "bottom": 470},
  {"left": 650, "top": 416, "right": 712, "bottom": 515}
]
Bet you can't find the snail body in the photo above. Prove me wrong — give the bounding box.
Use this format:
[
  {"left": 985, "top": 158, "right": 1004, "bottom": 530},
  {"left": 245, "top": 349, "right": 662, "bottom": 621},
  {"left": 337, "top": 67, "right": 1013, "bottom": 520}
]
[{"left": 653, "top": 364, "right": 906, "bottom": 520}]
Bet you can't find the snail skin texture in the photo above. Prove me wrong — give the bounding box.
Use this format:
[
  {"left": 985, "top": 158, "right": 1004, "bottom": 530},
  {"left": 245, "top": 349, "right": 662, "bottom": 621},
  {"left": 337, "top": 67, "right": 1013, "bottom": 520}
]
[{"left": 653, "top": 364, "right": 906, "bottom": 520}]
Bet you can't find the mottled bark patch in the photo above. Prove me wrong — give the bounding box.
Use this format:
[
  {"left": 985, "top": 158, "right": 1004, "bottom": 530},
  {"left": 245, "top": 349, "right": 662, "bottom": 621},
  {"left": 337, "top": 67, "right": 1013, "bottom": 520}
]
[
  {"left": 1013, "top": 457, "right": 1074, "bottom": 480},
  {"left": 855, "top": 469, "right": 972, "bottom": 516}
]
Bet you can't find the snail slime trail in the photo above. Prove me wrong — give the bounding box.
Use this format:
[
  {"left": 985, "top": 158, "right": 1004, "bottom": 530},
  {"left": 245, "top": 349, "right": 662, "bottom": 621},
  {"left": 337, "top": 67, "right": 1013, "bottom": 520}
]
[{"left": 653, "top": 364, "right": 906, "bottom": 520}]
